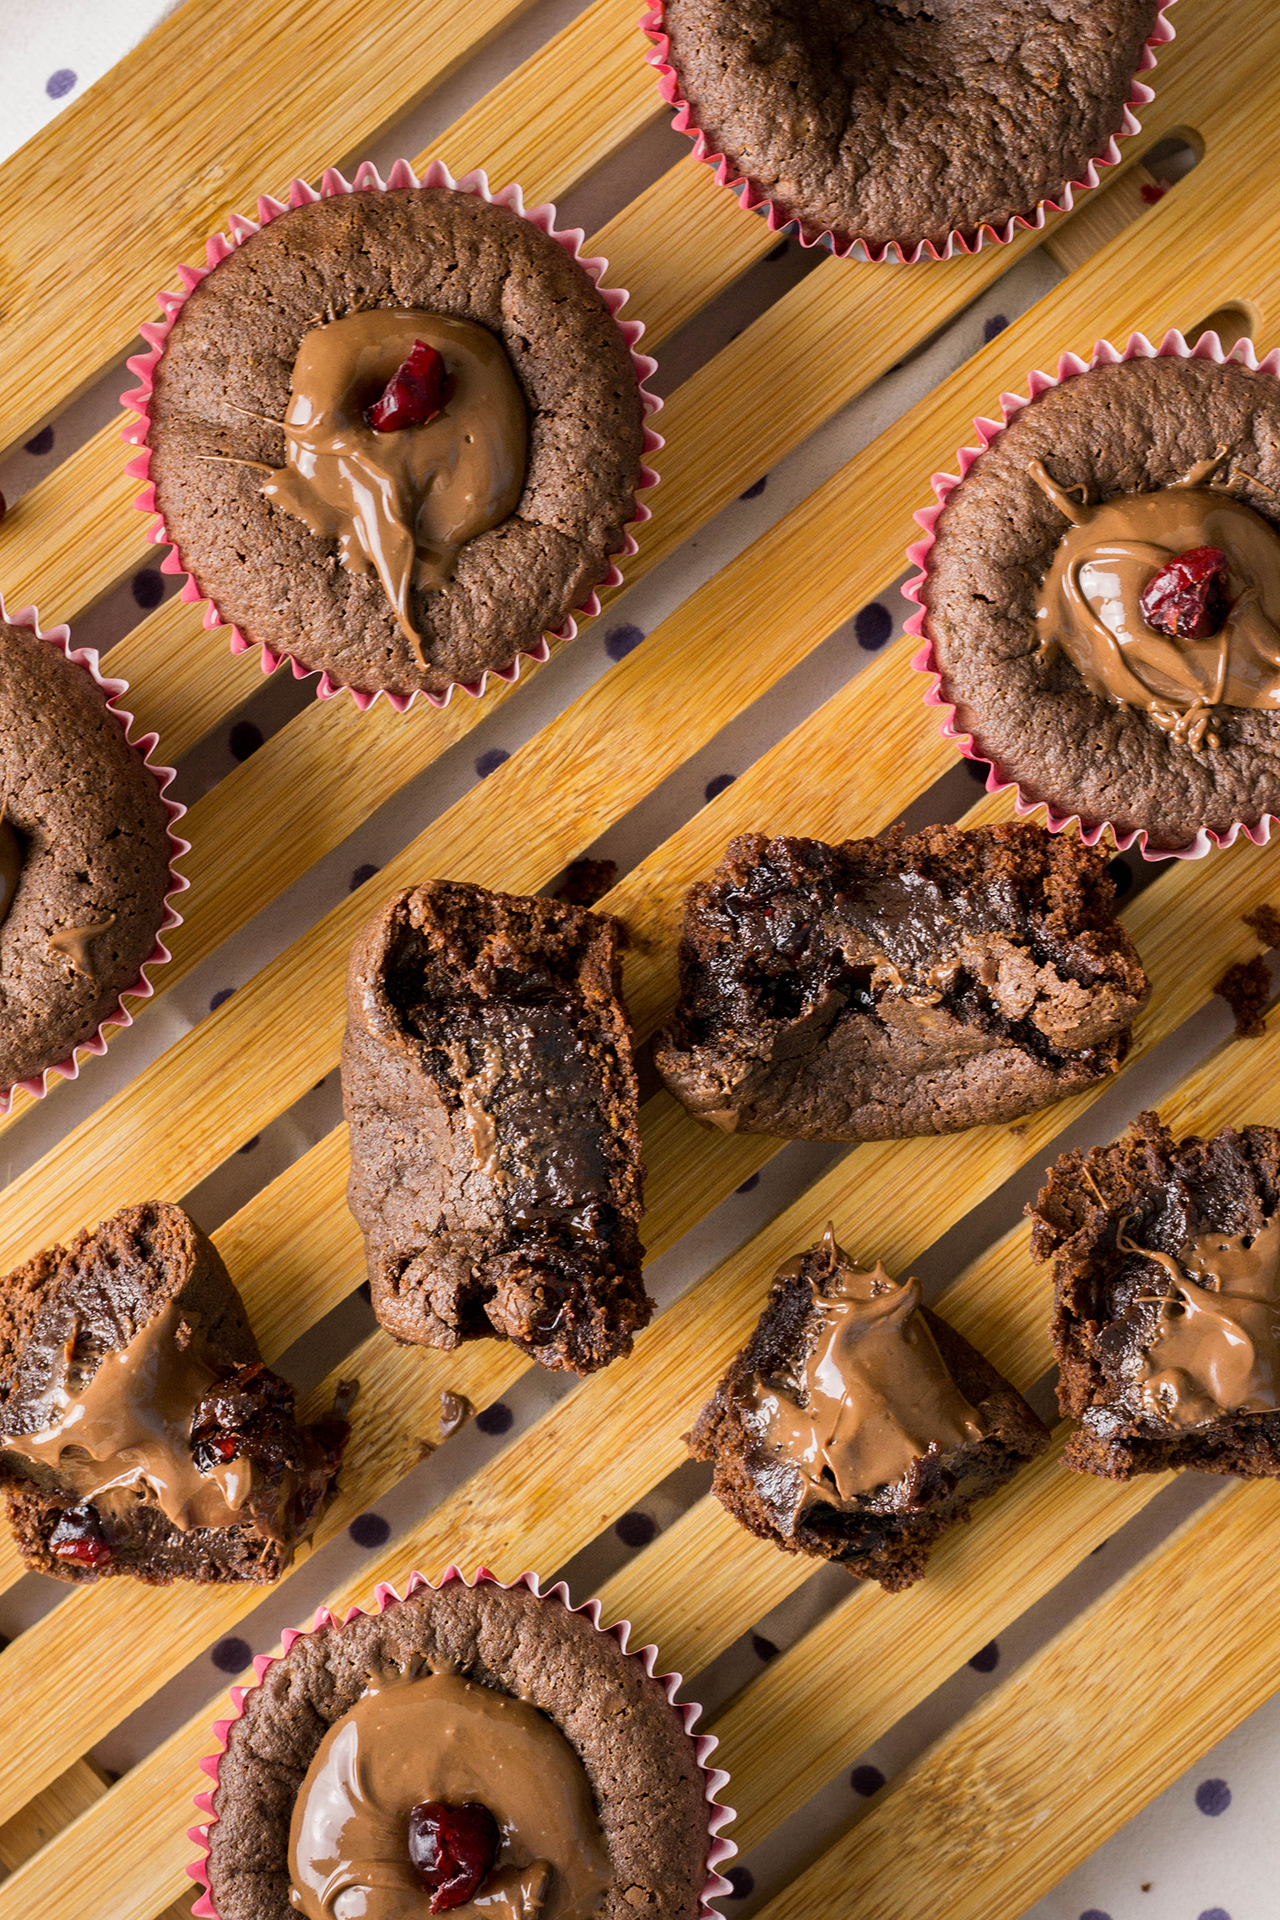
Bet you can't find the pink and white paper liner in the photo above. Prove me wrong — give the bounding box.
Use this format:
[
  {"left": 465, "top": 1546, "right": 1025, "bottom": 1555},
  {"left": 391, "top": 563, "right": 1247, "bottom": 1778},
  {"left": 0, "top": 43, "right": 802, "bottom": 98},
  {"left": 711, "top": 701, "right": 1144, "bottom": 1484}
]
[
  {"left": 121, "top": 159, "right": 663, "bottom": 714},
  {"left": 0, "top": 591, "right": 188, "bottom": 1113},
  {"left": 187, "top": 1565, "right": 736, "bottom": 1920},
  {"left": 905, "top": 327, "right": 1280, "bottom": 862},
  {"left": 641, "top": 0, "right": 1176, "bottom": 264}
]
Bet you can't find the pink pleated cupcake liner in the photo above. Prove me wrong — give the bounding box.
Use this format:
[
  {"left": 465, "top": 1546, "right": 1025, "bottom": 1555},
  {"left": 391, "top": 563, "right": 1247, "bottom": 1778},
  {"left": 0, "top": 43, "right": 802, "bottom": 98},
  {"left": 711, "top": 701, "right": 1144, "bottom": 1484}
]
[
  {"left": 187, "top": 1565, "right": 735, "bottom": 1919},
  {"left": 906, "top": 327, "right": 1280, "bottom": 862},
  {"left": 121, "top": 159, "right": 663, "bottom": 714},
  {"left": 641, "top": 0, "right": 1176, "bottom": 265},
  {"left": 0, "top": 591, "right": 189, "bottom": 1114}
]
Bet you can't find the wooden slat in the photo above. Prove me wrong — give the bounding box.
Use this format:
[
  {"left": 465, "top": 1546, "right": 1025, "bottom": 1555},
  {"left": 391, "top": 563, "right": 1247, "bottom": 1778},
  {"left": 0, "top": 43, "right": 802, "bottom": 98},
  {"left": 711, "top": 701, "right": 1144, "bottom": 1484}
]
[{"left": 0, "top": 1758, "right": 110, "bottom": 1873}]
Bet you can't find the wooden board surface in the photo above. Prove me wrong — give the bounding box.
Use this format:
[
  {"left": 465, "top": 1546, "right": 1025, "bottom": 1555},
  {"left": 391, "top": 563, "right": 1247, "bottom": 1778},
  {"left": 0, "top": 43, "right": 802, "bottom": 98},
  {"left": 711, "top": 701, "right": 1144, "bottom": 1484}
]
[{"left": 1, "top": 1, "right": 1279, "bottom": 1917}]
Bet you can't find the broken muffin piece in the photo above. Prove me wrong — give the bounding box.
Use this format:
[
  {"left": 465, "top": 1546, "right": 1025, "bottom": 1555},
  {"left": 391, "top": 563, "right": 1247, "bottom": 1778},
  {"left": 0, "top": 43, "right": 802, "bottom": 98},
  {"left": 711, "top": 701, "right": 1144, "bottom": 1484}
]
[
  {"left": 654, "top": 823, "right": 1149, "bottom": 1141},
  {"left": 342, "top": 881, "right": 649, "bottom": 1375},
  {"left": 0, "top": 1202, "right": 346, "bottom": 1584},
  {"left": 1030, "top": 1110, "right": 1280, "bottom": 1479},
  {"left": 689, "top": 1228, "right": 1050, "bottom": 1591}
]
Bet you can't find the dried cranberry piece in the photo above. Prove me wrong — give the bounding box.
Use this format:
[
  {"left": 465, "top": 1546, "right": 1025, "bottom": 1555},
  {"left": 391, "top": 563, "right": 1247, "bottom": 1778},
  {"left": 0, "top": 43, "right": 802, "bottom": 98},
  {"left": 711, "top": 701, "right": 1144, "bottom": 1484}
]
[
  {"left": 365, "top": 341, "right": 446, "bottom": 433},
  {"left": 1139, "top": 544, "right": 1231, "bottom": 641},
  {"left": 49, "top": 1504, "right": 112, "bottom": 1568},
  {"left": 407, "top": 1799, "right": 500, "bottom": 1912}
]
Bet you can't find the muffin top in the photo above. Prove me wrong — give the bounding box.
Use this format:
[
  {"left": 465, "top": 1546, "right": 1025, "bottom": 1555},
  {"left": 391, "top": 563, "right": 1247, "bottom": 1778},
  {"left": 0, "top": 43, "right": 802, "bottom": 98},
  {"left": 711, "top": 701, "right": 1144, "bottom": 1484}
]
[
  {"left": 146, "top": 186, "right": 647, "bottom": 699},
  {"left": 660, "top": 0, "right": 1162, "bottom": 251},
  {"left": 923, "top": 355, "right": 1280, "bottom": 850},
  {"left": 207, "top": 1577, "right": 712, "bottom": 1920},
  {"left": 0, "top": 623, "right": 173, "bottom": 1091}
]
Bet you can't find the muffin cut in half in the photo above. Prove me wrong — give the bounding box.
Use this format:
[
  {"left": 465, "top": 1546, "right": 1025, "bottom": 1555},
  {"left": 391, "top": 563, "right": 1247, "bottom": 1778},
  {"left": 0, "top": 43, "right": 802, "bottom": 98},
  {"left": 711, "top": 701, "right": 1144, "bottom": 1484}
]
[
  {"left": 654, "top": 823, "right": 1149, "bottom": 1141},
  {"left": 343, "top": 882, "right": 649, "bottom": 1375},
  {"left": 0, "top": 1202, "right": 347, "bottom": 1584}
]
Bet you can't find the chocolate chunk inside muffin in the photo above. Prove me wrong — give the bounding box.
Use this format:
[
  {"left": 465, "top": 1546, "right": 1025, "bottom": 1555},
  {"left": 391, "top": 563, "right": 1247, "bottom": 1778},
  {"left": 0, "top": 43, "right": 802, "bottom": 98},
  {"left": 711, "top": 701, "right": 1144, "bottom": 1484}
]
[
  {"left": 0, "top": 621, "right": 174, "bottom": 1092},
  {"left": 0, "top": 1202, "right": 346, "bottom": 1584},
  {"left": 1030, "top": 1111, "right": 1280, "bottom": 1479},
  {"left": 206, "top": 1577, "right": 713, "bottom": 1920},
  {"left": 690, "top": 1228, "right": 1050, "bottom": 1590},
  {"left": 660, "top": 0, "right": 1162, "bottom": 251},
  {"left": 654, "top": 823, "right": 1149, "bottom": 1141},
  {"left": 924, "top": 355, "right": 1280, "bottom": 850},
  {"left": 342, "top": 882, "right": 650, "bottom": 1375},
  {"left": 145, "top": 185, "right": 648, "bottom": 699}
]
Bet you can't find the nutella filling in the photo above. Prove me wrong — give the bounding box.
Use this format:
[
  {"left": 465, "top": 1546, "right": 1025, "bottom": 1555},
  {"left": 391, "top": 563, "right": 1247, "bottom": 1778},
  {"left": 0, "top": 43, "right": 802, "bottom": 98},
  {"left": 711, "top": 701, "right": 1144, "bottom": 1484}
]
[
  {"left": 48, "top": 912, "right": 117, "bottom": 981},
  {"left": 1118, "top": 1213, "right": 1280, "bottom": 1430},
  {"left": 287, "top": 1668, "right": 611, "bottom": 1920},
  {"left": 262, "top": 310, "right": 528, "bottom": 663},
  {"left": 0, "top": 806, "right": 21, "bottom": 930},
  {"left": 0, "top": 1300, "right": 253, "bottom": 1532},
  {"left": 748, "top": 1231, "right": 986, "bottom": 1508},
  {"left": 1032, "top": 454, "right": 1280, "bottom": 751}
]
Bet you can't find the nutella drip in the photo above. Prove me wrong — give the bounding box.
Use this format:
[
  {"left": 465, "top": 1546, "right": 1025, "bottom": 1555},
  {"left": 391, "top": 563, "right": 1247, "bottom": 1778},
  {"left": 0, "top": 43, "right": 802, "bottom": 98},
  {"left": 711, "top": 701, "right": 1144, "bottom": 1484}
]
[
  {"left": 750, "top": 1232, "right": 986, "bottom": 1508},
  {"left": 0, "top": 1300, "right": 252, "bottom": 1531},
  {"left": 1032, "top": 454, "right": 1280, "bottom": 750},
  {"left": 1120, "top": 1213, "right": 1280, "bottom": 1429},
  {"left": 0, "top": 806, "right": 21, "bottom": 930},
  {"left": 263, "top": 310, "right": 528, "bottom": 663},
  {"left": 287, "top": 1669, "right": 611, "bottom": 1920}
]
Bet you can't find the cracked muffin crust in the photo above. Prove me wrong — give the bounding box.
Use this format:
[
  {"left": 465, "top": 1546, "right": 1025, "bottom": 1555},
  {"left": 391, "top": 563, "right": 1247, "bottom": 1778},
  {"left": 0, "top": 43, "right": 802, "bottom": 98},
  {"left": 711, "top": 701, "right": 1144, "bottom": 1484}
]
[
  {"left": 659, "top": 0, "right": 1162, "bottom": 251},
  {"left": 654, "top": 823, "right": 1149, "bottom": 1141},
  {"left": 343, "top": 882, "right": 649, "bottom": 1375}
]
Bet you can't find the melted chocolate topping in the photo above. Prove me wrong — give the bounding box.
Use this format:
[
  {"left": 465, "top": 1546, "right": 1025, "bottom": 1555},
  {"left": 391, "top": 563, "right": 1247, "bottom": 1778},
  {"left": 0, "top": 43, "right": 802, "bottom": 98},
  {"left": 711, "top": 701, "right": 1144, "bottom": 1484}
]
[{"left": 0, "top": 806, "right": 21, "bottom": 931}]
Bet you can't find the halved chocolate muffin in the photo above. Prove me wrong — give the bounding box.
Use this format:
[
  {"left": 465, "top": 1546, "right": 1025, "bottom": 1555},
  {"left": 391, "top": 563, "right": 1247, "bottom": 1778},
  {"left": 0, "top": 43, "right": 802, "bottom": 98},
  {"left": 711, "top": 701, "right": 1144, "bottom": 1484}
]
[
  {"left": 657, "top": 0, "right": 1163, "bottom": 253},
  {"left": 1030, "top": 1111, "right": 1280, "bottom": 1479},
  {"left": 0, "top": 1203, "right": 347, "bottom": 1584},
  {"left": 654, "top": 823, "right": 1148, "bottom": 1140},
  {"left": 923, "top": 353, "right": 1280, "bottom": 850},
  {"left": 143, "top": 183, "right": 649, "bottom": 699},
  {"left": 0, "top": 620, "right": 174, "bottom": 1093},
  {"left": 343, "top": 882, "right": 649, "bottom": 1375},
  {"left": 690, "top": 1228, "right": 1050, "bottom": 1590}
]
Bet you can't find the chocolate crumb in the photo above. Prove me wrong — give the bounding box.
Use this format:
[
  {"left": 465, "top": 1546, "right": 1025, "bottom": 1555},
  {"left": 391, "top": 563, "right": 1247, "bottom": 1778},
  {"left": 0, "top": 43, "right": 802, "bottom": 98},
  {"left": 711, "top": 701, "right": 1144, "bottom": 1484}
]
[
  {"left": 554, "top": 857, "right": 618, "bottom": 909},
  {"left": 439, "top": 1390, "right": 476, "bottom": 1439},
  {"left": 1214, "top": 954, "right": 1272, "bottom": 1038},
  {"left": 1245, "top": 903, "right": 1280, "bottom": 949}
]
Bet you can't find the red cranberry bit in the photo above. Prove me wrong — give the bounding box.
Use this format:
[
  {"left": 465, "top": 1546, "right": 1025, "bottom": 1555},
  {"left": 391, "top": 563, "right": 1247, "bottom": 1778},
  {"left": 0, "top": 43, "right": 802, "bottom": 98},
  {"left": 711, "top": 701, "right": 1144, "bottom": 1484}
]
[
  {"left": 1139, "top": 544, "right": 1231, "bottom": 641},
  {"left": 365, "top": 340, "right": 446, "bottom": 433},
  {"left": 49, "top": 1504, "right": 113, "bottom": 1568},
  {"left": 407, "top": 1799, "right": 500, "bottom": 1913}
]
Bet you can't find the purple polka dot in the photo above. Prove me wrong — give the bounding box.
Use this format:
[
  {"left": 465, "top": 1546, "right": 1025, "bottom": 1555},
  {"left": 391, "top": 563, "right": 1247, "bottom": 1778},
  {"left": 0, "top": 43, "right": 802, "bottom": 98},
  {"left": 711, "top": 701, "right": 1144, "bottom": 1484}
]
[
  {"left": 704, "top": 773, "right": 735, "bottom": 802},
  {"left": 982, "top": 313, "right": 1009, "bottom": 342},
  {"left": 1198, "top": 1909, "right": 1232, "bottom": 1920},
  {"left": 348, "top": 1512, "right": 391, "bottom": 1549},
  {"left": 735, "top": 1173, "right": 760, "bottom": 1195},
  {"left": 130, "top": 568, "right": 164, "bottom": 611},
  {"left": 350, "top": 862, "right": 380, "bottom": 891},
  {"left": 211, "top": 1637, "right": 252, "bottom": 1674},
  {"left": 475, "top": 747, "right": 509, "bottom": 779},
  {"left": 1196, "top": 1778, "right": 1232, "bottom": 1816},
  {"left": 229, "top": 720, "right": 263, "bottom": 761},
  {"left": 725, "top": 1868, "right": 754, "bottom": 1899},
  {"left": 739, "top": 476, "right": 768, "bottom": 501},
  {"left": 615, "top": 1510, "right": 656, "bottom": 1548},
  {"left": 1106, "top": 855, "right": 1133, "bottom": 897},
  {"left": 45, "top": 69, "right": 77, "bottom": 99},
  {"left": 209, "top": 987, "right": 234, "bottom": 1011},
  {"left": 850, "top": 1764, "right": 886, "bottom": 1797},
  {"left": 968, "top": 1640, "right": 999, "bottom": 1673},
  {"left": 766, "top": 238, "right": 789, "bottom": 262},
  {"left": 1079, "top": 1911, "right": 1113, "bottom": 1920},
  {"left": 23, "top": 425, "right": 54, "bottom": 456},
  {"left": 751, "top": 1633, "right": 779, "bottom": 1664},
  {"left": 476, "top": 1402, "right": 514, "bottom": 1435},
  {"left": 604, "top": 623, "right": 644, "bottom": 662},
  {"left": 237, "top": 1135, "right": 261, "bottom": 1155},
  {"left": 854, "top": 602, "right": 893, "bottom": 651}
]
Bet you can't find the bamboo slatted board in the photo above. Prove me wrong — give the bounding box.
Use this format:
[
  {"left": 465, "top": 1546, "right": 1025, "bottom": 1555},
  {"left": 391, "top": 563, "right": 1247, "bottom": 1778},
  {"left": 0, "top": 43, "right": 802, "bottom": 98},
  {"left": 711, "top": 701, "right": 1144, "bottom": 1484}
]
[{"left": 0, "top": 0, "right": 1278, "bottom": 1915}]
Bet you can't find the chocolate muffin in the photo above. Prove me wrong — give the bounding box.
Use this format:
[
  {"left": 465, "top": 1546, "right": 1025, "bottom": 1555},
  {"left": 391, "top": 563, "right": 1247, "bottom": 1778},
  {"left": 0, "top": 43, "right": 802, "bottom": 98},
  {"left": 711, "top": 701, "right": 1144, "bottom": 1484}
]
[
  {"left": 923, "top": 353, "right": 1280, "bottom": 851},
  {"left": 204, "top": 1576, "right": 716, "bottom": 1920},
  {"left": 0, "top": 1202, "right": 347, "bottom": 1584},
  {"left": 657, "top": 0, "right": 1163, "bottom": 253},
  {"left": 1030, "top": 1111, "right": 1280, "bottom": 1479},
  {"left": 654, "top": 823, "right": 1149, "bottom": 1141},
  {"left": 343, "top": 882, "right": 649, "bottom": 1375},
  {"left": 690, "top": 1229, "right": 1050, "bottom": 1590},
  {"left": 0, "top": 621, "right": 174, "bottom": 1092},
  {"left": 144, "top": 184, "right": 649, "bottom": 699}
]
